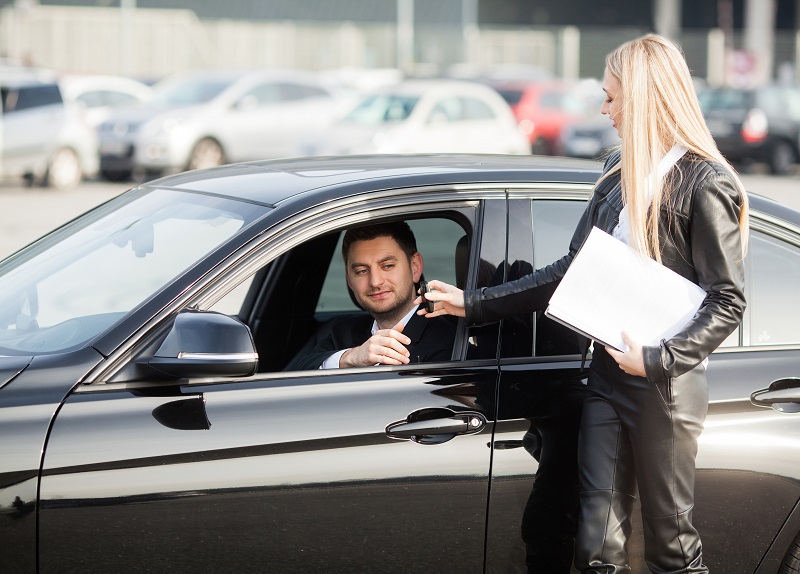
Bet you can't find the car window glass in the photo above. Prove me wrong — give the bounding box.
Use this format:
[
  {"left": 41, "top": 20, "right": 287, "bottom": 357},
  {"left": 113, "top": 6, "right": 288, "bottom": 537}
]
[
  {"left": 0, "top": 189, "right": 267, "bottom": 354},
  {"left": 341, "top": 94, "right": 418, "bottom": 125},
  {"left": 532, "top": 199, "right": 588, "bottom": 357},
  {"left": 315, "top": 218, "right": 464, "bottom": 314},
  {"left": 461, "top": 97, "right": 495, "bottom": 120},
  {"left": 533, "top": 199, "right": 584, "bottom": 269},
  {"left": 786, "top": 90, "right": 800, "bottom": 119},
  {"left": 75, "top": 91, "right": 102, "bottom": 108},
  {"left": 3, "top": 84, "right": 62, "bottom": 113},
  {"left": 150, "top": 77, "right": 231, "bottom": 106},
  {"left": 747, "top": 229, "right": 800, "bottom": 346},
  {"left": 429, "top": 97, "right": 462, "bottom": 122},
  {"left": 244, "top": 83, "right": 281, "bottom": 105},
  {"left": 496, "top": 88, "right": 523, "bottom": 105},
  {"left": 757, "top": 88, "right": 783, "bottom": 115}
]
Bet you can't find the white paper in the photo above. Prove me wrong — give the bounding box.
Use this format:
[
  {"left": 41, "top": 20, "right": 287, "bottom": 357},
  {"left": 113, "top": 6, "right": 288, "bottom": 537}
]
[{"left": 545, "top": 227, "right": 707, "bottom": 352}]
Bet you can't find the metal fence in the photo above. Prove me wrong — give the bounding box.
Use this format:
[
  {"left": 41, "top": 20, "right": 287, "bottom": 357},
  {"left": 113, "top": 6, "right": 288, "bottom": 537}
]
[{"left": 1, "top": 4, "right": 798, "bottom": 84}]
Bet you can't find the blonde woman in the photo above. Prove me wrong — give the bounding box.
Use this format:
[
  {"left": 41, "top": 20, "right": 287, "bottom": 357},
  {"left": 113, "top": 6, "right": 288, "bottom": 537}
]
[{"left": 418, "top": 34, "right": 748, "bottom": 573}]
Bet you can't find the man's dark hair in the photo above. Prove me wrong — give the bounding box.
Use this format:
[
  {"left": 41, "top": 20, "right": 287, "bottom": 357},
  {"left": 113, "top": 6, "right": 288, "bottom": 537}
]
[{"left": 342, "top": 221, "right": 418, "bottom": 262}]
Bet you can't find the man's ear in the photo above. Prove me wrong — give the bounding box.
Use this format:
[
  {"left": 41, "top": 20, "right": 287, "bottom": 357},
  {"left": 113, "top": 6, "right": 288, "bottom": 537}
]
[{"left": 410, "top": 252, "right": 423, "bottom": 283}]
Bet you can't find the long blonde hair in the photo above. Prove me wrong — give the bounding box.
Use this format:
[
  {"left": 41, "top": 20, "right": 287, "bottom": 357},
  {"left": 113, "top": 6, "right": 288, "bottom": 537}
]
[{"left": 601, "top": 34, "right": 748, "bottom": 261}]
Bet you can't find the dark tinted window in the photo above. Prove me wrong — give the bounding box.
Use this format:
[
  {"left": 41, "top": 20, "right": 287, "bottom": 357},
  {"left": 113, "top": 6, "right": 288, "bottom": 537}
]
[
  {"left": 2, "top": 84, "right": 62, "bottom": 114},
  {"left": 698, "top": 89, "right": 752, "bottom": 111},
  {"left": 496, "top": 89, "right": 523, "bottom": 105}
]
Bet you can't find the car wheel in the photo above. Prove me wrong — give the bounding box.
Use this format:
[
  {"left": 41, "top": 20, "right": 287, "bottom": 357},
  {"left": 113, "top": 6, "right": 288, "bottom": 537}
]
[
  {"left": 188, "top": 138, "right": 225, "bottom": 171},
  {"left": 769, "top": 140, "right": 797, "bottom": 176},
  {"left": 779, "top": 529, "right": 800, "bottom": 573},
  {"left": 100, "top": 168, "right": 133, "bottom": 182},
  {"left": 45, "top": 147, "right": 82, "bottom": 190}
]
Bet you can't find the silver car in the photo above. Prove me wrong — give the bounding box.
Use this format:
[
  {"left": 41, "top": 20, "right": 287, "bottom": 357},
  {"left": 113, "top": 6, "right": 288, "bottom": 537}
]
[
  {"left": 97, "top": 69, "right": 342, "bottom": 181},
  {"left": 0, "top": 70, "right": 99, "bottom": 190}
]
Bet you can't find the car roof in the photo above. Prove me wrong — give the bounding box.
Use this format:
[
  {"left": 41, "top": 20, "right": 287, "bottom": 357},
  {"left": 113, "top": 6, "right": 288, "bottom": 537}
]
[
  {"left": 141, "top": 154, "right": 800, "bottom": 229},
  {"left": 145, "top": 154, "right": 603, "bottom": 206}
]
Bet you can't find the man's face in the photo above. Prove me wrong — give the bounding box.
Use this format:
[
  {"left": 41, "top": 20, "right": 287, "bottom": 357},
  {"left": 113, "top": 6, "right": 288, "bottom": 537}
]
[{"left": 346, "top": 235, "right": 422, "bottom": 321}]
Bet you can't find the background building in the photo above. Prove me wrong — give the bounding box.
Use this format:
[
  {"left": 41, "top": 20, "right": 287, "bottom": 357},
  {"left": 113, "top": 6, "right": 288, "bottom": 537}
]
[{"left": 0, "top": 0, "right": 797, "bottom": 85}]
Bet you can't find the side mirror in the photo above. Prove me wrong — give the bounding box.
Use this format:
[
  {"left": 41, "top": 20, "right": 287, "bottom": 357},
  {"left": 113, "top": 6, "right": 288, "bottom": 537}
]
[{"left": 148, "top": 311, "right": 258, "bottom": 378}]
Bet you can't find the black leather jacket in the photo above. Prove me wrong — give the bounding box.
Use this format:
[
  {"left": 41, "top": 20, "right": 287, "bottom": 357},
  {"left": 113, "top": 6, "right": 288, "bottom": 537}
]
[{"left": 464, "top": 150, "right": 747, "bottom": 385}]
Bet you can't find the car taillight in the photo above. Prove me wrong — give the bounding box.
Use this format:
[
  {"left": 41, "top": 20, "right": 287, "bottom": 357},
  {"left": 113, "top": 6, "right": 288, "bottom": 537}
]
[{"left": 741, "top": 108, "right": 768, "bottom": 143}]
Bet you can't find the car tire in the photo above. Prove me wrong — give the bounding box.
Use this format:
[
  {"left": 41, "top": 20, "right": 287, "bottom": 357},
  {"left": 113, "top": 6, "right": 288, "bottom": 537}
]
[
  {"left": 188, "top": 138, "right": 226, "bottom": 171},
  {"left": 768, "top": 140, "right": 797, "bottom": 176},
  {"left": 44, "top": 147, "right": 82, "bottom": 190},
  {"left": 779, "top": 529, "right": 800, "bottom": 573},
  {"left": 100, "top": 168, "right": 133, "bottom": 182}
]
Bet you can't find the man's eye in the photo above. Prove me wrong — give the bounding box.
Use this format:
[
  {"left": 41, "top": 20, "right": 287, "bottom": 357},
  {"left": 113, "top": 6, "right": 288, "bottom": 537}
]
[{"left": 355, "top": 269, "right": 367, "bottom": 275}]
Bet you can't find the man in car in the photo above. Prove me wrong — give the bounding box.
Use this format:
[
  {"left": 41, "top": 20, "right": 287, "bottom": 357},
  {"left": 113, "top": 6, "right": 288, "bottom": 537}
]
[{"left": 289, "top": 221, "right": 456, "bottom": 370}]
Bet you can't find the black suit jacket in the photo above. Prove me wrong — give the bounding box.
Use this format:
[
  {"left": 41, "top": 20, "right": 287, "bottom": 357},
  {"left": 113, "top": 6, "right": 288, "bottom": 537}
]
[{"left": 287, "top": 311, "right": 457, "bottom": 371}]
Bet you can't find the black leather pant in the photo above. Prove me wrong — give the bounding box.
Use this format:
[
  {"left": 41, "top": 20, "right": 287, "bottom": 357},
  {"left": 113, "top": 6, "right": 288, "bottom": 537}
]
[{"left": 574, "top": 347, "right": 710, "bottom": 574}]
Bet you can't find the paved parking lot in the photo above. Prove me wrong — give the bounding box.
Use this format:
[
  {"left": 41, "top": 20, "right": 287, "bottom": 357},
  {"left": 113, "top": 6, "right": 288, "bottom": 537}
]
[{"left": 0, "top": 170, "right": 798, "bottom": 259}]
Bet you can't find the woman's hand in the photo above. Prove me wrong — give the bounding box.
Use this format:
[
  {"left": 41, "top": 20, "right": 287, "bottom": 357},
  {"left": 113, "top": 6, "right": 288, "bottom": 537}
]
[
  {"left": 414, "top": 279, "right": 466, "bottom": 318},
  {"left": 606, "top": 331, "right": 646, "bottom": 377}
]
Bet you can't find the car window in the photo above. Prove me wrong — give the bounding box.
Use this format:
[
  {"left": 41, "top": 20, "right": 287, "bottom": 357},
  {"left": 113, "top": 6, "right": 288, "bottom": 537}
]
[
  {"left": 315, "top": 218, "right": 465, "bottom": 314},
  {"left": 341, "top": 94, "right": 418, "bottom": 125},
  {"left": 747, "top": 229, "right": 800, "bottom": 346},
  {"left": 2, "top": 84, "right": 62, "bottom": 114},
  {"left": 150, "top": 77, "right": 232, "bottom": 106},
  {"left": 531, "top": 199, "right": 588, "bottom": 357},
  {"left": 756, "top": 88, "right": 783, "bottom": 116},
  {"left": 429, "top": 97, "right": 462, "bottom": 123},
  {"left": 0, "top": 189, "right": 267, "bottom": 355},
  {"left": 461, "top": 97, "right": 496, "bottom": 120}
]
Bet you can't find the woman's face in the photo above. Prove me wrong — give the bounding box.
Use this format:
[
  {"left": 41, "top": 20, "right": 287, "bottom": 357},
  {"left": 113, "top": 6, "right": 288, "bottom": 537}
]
[{"left": 601, "top": 68, "right": 623, "bottom": 137}]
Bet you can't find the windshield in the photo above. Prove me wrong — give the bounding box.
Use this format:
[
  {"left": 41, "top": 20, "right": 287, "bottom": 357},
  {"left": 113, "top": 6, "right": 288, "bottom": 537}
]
[
  {"left": 149, "top": 76, "right": 235, "bottom": 107},
  {"left": 340, "top": 94, "right": 419, "bottom": 125},
  {"left": 0, "top": 188, "right": 267, "bottom": 355}
]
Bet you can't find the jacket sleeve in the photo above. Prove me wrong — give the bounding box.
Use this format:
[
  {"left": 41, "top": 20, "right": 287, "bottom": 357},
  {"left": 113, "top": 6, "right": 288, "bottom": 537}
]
[
  {"left": 464, "top": 190, "right": 599, "bottom": 326},
  {"left": 642, "top": 170, "right": 747, "bottom": 384}
]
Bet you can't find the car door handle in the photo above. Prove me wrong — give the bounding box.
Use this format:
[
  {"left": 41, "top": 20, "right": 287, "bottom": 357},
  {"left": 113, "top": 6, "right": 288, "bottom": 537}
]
[
  {"left": 385, "top": 409, "right": 487, "bottom": 445},
  {"left": 388, "top": 415, "right": 484, "bottom": 437},
  {"left": 751, "top": 377, "right": 800, "bottom": 413}
]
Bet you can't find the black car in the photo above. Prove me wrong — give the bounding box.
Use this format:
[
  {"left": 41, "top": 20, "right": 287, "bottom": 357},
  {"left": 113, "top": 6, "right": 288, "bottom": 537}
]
[
  {"left": 700, "top": 85, "right": 800, "bottom": 175},
  {"left": 1, "top": 155, "right": 799, "bottom": 574}
]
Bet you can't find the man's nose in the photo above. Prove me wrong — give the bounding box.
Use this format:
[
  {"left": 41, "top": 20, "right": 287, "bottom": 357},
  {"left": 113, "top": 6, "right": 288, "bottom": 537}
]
[{"left": 370, "top": 270, "right": 385, "bottom": 287}]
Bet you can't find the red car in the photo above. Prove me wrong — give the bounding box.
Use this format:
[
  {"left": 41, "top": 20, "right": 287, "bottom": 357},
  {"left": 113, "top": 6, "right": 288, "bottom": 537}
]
[{"left": 491, "top": 81, "right": 590, "bottom": 155}]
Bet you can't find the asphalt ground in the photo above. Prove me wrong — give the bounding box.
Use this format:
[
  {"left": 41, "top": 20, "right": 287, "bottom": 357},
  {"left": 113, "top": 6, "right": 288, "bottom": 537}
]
[{"left": 0, "top": 169, "right": 798, "bottom": 260}]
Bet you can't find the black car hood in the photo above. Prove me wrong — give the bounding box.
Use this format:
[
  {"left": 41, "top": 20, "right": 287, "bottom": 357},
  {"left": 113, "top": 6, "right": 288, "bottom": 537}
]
[{"left": 0, "top": 355, "right": 33, "bottom": 391}]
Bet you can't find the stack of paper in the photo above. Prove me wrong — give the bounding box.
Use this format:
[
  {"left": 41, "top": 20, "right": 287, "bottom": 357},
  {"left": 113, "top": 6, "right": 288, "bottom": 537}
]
[{"left": 545, "top": 227, "right": 707, "bottom": 352}]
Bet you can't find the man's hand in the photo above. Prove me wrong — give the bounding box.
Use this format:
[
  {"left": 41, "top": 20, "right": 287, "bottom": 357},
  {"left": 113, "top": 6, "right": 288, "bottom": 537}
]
[
  {"left": 339, "top": 321, "right": 412, "bottom": 367},
  {"left": 414, "top": 279, "right": 466, "bottom": 318},
  {"left": 606, "top": 331, "right": 646, "bottom": 377}
]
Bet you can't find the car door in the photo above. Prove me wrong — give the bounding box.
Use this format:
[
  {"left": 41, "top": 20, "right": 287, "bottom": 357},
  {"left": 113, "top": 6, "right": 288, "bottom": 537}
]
[
  {"left": 37, "top": 192, "right": 506, "bottom": 573},
  {"left": 483, "top": 192, "right": 800, "bottom": 573},
  {"left": 1, "top": 84, "right": 64, "bottom": 174},
  {"left": 484, "top": 193, "right": 591, "bottom": 574}
]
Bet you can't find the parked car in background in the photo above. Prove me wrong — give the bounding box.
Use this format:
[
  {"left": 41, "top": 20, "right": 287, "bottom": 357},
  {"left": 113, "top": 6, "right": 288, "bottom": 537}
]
[
  {"left": 59, "top": 74, "right": 153, "bottom": 129},
  {"left": 300, "top": 79, "right": 530, "bottom": 156},
  {"left": 0, "top": 70, "right": 98, "bottom": 189},
  {"left": 1, "top": 154, "right": 800, "bottom": 573},
  {"left": 699, "top": 85, "right": 800, "bottom": 175},
  {"left": 560, "top": 116, "right": 620, "bottom": 160},
  {"left": 97, "top": 69, "right": 342, "bottom": 181},
  {"left": 489, "top": 80, "right": 591, "bottom": 155}
]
